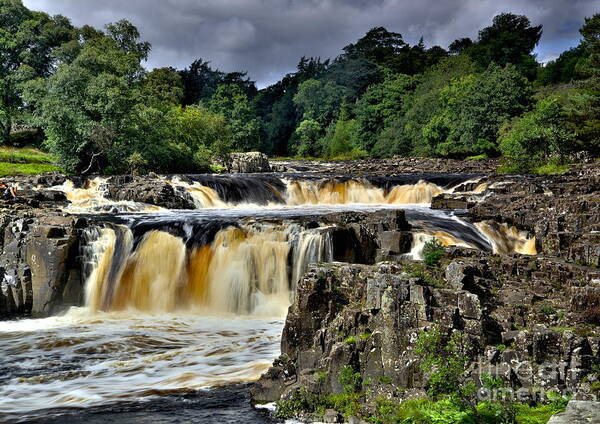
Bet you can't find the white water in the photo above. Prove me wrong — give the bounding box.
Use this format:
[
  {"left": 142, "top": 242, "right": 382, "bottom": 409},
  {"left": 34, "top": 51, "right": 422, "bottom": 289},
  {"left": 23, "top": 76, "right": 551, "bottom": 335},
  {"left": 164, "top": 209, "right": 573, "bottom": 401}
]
[{"left": 0, "top": 310, "right": 284, "bottom": 421}]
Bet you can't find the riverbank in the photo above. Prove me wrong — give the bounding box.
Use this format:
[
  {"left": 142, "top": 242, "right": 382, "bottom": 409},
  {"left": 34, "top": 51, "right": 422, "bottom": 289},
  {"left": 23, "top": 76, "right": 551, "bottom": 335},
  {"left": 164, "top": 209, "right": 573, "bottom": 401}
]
[
  {"left": 0, "top": 159, "right": 598, "bottom": 423},
  {"left": 252, "top": 160, "right": 600, "bottom": 423}
]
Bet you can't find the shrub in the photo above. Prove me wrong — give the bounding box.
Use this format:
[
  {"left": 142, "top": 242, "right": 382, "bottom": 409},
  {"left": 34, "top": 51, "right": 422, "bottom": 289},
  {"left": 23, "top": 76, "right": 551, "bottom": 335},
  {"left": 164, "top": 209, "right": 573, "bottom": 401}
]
[
  {"left": 422, "top": 239, "right": 444, "bottom": 266},
  {"left": 415, "top": 327, "right": 476, "bottom": 408},
  {"left": 339, "top": 365, "right": 362, "bottom": 394},
  {"left": 499, "top": 98, "right": 575, "bottom": 173}
]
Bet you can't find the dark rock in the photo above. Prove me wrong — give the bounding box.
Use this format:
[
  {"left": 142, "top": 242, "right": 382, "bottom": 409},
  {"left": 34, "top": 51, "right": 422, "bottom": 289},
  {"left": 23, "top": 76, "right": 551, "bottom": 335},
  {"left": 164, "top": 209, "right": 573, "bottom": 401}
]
[{"left": 106, "top": 177, "right": 196, "bottom": 209}]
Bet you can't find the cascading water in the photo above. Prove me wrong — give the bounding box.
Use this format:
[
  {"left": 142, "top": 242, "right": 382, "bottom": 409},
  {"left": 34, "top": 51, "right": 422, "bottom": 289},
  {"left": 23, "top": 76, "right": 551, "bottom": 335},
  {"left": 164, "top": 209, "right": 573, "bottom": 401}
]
[
  {"left": 52, "top": 178, "right": 163, "bottom": 213},
  {"left": 475, "top": 221, "right": 537, "bottom": 255},
  {"left": 84, "top": 222, "right": 334, "bottom": 316},
  {"left": 1, "top": 170, "right": 541, "bottom": 423}
]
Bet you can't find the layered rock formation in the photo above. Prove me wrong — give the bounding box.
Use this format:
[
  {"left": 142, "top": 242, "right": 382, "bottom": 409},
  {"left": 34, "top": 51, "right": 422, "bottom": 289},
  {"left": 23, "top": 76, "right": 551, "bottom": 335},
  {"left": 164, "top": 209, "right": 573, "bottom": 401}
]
[
  {"left": 253, "top": 250, "right": 600, "bottom": 406},
  {"left": 253, "top": 163, "right": 600, "bottom": 420}
]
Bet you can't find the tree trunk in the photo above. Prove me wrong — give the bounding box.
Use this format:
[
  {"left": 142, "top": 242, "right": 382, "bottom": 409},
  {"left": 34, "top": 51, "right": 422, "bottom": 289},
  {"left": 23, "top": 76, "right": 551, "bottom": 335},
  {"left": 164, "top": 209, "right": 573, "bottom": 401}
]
[{"left": 2, "top": 116, "right": 10, "bottom": 145}]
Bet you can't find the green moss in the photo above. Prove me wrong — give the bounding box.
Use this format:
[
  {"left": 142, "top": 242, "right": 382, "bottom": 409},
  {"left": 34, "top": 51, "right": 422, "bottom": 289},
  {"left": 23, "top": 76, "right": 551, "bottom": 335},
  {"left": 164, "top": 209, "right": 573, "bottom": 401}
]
[
  {"left": 550, "top": 326, "right": 574, "bottom": 333},
  {"left": 344, "top": 336, "right": 358, "bottom": 344},
  {"left": 377, "top": 375, "right": 393, "bottom": 384},
  {"left": 495, "top": 344, "right": 508, "bottom": 352},
  {"left": 360, "top": 331, "right": 372, "bottom": 341},
  {"left": 209, "top": 164, "right": 226, "bottom": 173},
  {"left": 513, "top": 400, "right": 568, "bottom": 424},
  {"left": 531, "top": 163, "right": 571, "bottom": 175},
  {"left": 539, "top": 305, "right": 557, "bottom": 316},
  {"left": 316, "top": 370, "right": 328, "bottom": 383}
]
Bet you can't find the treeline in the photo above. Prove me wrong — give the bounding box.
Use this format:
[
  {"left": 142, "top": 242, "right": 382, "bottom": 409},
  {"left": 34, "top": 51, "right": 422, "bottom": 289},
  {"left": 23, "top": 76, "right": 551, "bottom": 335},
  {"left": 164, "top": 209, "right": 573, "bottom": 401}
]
[{"left": 0, "top": 0, "right": 599, "bottom": 174}]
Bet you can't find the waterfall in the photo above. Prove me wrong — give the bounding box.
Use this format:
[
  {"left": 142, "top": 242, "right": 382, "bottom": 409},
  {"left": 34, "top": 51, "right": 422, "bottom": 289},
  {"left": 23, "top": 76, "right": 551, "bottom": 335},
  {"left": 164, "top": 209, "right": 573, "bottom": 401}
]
[
  {"left": 83, "top": 223, "right": 334, "bottom": 316},
  {"left": 53, "top": 177, "right": 162, "bottom": 213},
  {"left": 283, "top": 179, "right": 447, "bottom": 206},
  {"left": 475, "top": 221, "right": 537, "bottom": 255},
  {"left": 168, "top": 177, "right": 226, "bottom": 208},
  {"left": 405, "top": 231, "right": 475, "bottom": 260}
]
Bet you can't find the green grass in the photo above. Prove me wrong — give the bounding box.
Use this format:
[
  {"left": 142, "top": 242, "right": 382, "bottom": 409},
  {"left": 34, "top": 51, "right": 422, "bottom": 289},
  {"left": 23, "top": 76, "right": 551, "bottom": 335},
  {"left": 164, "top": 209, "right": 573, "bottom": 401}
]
[
  {"left": 466, "top": 153, "right": 488, "bottom": 160},
  {"left": 531, "top": 163, "right": 571, "bottom": 175},
  {"left": 0, "top": 146, "right": 55, "bottom": 164},
  {"left": 0, "top": 162, "right": 63, "bottom": 177},
  {"left": 0, "top": 146, "right": 63, "bottom": 176}
]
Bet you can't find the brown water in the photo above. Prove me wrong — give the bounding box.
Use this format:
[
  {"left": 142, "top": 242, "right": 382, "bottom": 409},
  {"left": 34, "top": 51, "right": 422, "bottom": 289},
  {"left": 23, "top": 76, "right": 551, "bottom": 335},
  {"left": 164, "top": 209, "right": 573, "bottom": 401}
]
[{"left": 3, "top": 173, "right": 538, "bottom": 423}]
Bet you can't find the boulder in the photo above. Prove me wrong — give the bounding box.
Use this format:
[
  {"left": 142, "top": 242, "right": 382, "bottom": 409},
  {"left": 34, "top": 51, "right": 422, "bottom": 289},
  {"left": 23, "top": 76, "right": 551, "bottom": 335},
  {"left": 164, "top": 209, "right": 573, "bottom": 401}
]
[
  {"left": 106, "top": 177, "right": 196, "bottom": 209},
  {"left": 548, "top": 401, "right": 600, "bottom": 424},
  {"left": 221, "top": 152, "right": 271, "bottom": 173}
]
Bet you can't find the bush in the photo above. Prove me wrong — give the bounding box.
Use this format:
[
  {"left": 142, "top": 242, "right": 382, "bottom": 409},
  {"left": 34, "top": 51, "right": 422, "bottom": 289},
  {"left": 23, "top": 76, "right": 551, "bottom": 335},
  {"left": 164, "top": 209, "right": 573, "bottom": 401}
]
[
  {"left": 499, "top": 98, "right": 575, "bottom": 173},
  {"left": 422, "top": 239, "right": 444, "bottom": 266},
  {"left": 415, "top": 327, "right": 475, "bottom": 408},
  {"left": 339, "top": 365, "right": 362, "bottom": 394}
]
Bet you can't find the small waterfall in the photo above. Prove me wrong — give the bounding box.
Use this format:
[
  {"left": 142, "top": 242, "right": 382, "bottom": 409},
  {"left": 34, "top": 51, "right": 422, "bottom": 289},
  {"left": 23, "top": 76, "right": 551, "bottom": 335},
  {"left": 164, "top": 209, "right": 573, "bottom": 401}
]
[
  {"left": 290, "top": 227, "right": 334, "bottom": 287},
  {"left": 283, "top": 179, "right": 447, "bottom": 206},
  {"left": 475, "top": 221, "right": 537, "bottom": 255},
  {"left": 284, "top": 180, "right": 387, "bottom": 205},
  {"left": 386, "top": 180, "right": 446, "bottom": 204},
  {"left": 168, "top": 178, "right": 226, "bottom": 208},
  {"left": 405, "top": 231, "right": 475, "bottom": 260},
  {"left": 53, "top": 178, "right": 162, "bottom": 213},
  {"left": 83, "top": 223, "right": 334, "bottom": 316}
]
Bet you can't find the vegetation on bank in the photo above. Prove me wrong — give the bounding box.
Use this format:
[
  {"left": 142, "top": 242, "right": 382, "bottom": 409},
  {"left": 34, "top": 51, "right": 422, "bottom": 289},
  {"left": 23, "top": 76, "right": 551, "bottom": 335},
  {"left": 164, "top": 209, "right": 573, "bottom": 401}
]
[
  {"left": 0, "top": 0, "right": 599, "bottom": 175},
  {"left": 275, "top": 326, "right": 569, "bottom": 424},
  {"left": 0, "top": 147, "right": 62, "bottom": 176}
]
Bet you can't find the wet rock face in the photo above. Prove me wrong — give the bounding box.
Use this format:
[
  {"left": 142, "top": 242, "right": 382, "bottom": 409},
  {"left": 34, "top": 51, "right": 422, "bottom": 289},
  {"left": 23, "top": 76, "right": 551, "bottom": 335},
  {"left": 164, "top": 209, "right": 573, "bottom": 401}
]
[
  {"left": 0, "top": 214, "right": 87, "bottom": 317},
  {"left": 253, "top": 251, "right": 600, "bottom": 405},
  {"left": 106, "top": 176, "right": 196, "bottom": 209}
]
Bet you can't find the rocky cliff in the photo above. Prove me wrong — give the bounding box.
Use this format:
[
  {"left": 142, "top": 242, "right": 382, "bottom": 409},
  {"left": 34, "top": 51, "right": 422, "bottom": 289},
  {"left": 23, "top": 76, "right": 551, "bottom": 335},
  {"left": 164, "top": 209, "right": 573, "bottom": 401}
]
[{"left": 253, "top": 163, "right": 600, "bottom": 422}]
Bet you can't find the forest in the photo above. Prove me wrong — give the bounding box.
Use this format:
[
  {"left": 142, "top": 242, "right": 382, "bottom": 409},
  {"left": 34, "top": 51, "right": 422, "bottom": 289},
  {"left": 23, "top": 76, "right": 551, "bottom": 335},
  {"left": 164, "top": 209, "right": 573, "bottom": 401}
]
[{"left": 1, "top": 0, "right": 599, "bottom": 174}]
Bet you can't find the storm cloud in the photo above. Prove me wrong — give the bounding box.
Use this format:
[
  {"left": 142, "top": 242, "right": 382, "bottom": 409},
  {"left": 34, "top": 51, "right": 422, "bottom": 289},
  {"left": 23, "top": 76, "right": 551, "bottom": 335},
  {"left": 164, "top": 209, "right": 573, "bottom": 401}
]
[{"left": 23, "top": 0, "right": 599, "bottom": 87}]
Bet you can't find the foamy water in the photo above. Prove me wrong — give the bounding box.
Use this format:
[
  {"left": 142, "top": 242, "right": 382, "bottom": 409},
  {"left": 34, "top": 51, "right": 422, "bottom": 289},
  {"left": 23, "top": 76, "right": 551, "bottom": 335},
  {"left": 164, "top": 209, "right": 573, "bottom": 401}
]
[{"left": 0, "top": 309, "right": 283, "bottom": 422}]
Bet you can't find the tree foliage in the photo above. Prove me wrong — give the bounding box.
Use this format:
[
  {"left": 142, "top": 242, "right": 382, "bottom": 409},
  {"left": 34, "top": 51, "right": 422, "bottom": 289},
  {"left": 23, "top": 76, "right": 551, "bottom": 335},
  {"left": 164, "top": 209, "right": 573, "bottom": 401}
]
[{"left": 1, "top": 2, "right": 598, "bottom": 174}]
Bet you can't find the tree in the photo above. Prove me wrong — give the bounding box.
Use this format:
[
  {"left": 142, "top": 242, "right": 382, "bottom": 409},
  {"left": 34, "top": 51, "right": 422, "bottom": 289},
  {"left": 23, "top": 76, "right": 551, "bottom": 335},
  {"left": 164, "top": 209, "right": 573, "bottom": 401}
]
[
  {"left": 449, "top": 38, "right": 473, "bottom": 55},
  {"left": 537, "top": 45, "right": 589, "bottom": 85},
  {"left": 468, "top": 13, "right": 542, "bottom": 79},
  {"left": 0, "top": 0, "right": 76, "bottom": 143},
  {"left": 293, "top": 79, "right": 350, "bottom": 126},
  {"left": 355, "top": 73, "right": 415, "bottom": 151},
  {"left": 23, "top": 20, "right": 148, "bottom": 173},
  {"left": 499, "top": 98, "right": 575, "bottom": 171},
  {"left": 208, "top": 84, "right": 261, "bottom": 151},
  {"left": 425, "top": 64, "right": 532, "bottom": 157},
  {"left": 373, "top": 55, "right": 477, "bottom": 157},
  {"left": 141, "top": 67, "right": 184, "bottom": 107},
  {"left": 327, "top": 105, "right": 359, "bottom": 157},
  {"left": 567, "top": 13, "right": 600, "bottom": 153},
  {"left": 179, "top": 59, "right": 224, "bottom": 105},
  {"left": 105, "top": 19, "right": 150, "bottom": 63},
  {"left": 293, "top": 119, "right": 322, "bottom": 157},
  {"left": 343, "top": 26, "right": 406, "bottom": 66}
]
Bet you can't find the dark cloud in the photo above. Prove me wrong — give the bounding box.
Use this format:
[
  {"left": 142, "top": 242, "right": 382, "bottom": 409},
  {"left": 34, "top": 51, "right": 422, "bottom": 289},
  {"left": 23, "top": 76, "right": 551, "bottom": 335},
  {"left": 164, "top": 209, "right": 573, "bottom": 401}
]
[{"left": 23, "top": 0, "right": 598, "bottom": 87}]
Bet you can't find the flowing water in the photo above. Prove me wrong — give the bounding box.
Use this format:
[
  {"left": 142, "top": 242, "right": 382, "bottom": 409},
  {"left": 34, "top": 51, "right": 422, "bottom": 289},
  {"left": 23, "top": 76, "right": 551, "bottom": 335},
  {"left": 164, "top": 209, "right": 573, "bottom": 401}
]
[{"left": 1, "top": 173, "right": 537, "bottom": 423}]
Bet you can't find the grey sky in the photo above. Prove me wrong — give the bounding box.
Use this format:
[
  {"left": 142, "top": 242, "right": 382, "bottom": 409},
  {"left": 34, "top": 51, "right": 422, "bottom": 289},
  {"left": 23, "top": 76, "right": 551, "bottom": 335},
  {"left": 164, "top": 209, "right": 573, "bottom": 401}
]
[{"left": 23, "top": 0, "right": 599, "bottom": 88}]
